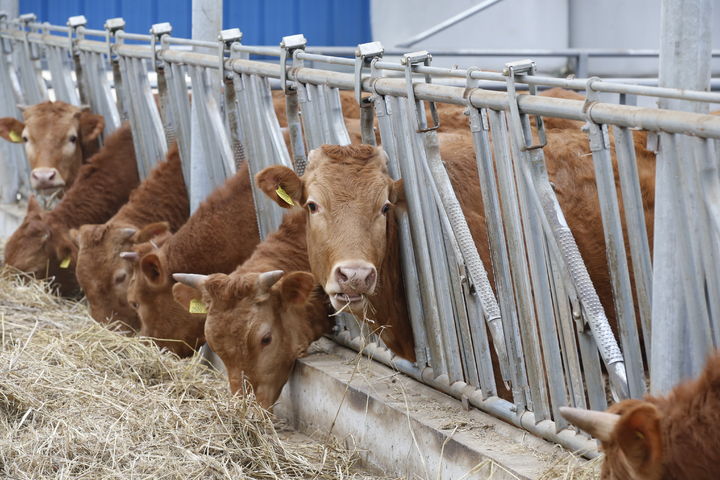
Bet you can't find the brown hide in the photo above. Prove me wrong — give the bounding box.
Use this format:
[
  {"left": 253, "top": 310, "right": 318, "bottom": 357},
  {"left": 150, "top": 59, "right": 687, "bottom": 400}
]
[
  {"left": 0, "top": 101, "right": 103, "bottom": 191},
  {"left": 4, "top": 124, "right": 137, "bottom": 296},
  {"left": 173, "top": 209, "right": 333, "bottom": 408},
  {"left": 126, "top": 163, "right": 260, "bottom": 357},
  {"left": 563, "top": 353, "right": 720, "bottom": 480},
  {"left": 74, "top": 143, "right": 189, "bottom": 329}
]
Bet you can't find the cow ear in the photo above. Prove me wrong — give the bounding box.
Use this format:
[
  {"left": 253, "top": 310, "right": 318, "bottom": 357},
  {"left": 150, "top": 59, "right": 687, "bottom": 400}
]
[
  {"left": 69, "top": 228, "right": 80, "bottom": 247},
  {"left": 615, "top": 403, "right": 663, "bottom": 476},
  {"left": 27, "top": 195, "right": 42, "bottom": 215},
  {"left": 172, "top": 282, "right": 203, "bottom": 312},
  {"left": 255, "top": 166, "right": 303, "bottom": 209},
  {"left": 280, "top": 271, "right": 316, "bottom": 305},
  {"left": 140, "top": 253, "right": 166, "bottom": 286},
  {"left": 0, "top": 117, "right": 25, "bottom": 143},
  {"left": 78, "top": 110, "right": 105, "bottom": 146},
  {"left": 390, "top": 178, "right": 405, "bottom": 209},
  {"left": 133, "top": 221, "right": 170, "bottom": 244}
]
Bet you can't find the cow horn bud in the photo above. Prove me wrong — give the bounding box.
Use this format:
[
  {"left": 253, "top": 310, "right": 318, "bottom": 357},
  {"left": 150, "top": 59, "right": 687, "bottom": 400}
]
[
  {"left": 119, "top": 251, "right": 139, "bottom": 262},
  {"left": 559, "top": 406, "right": 619, "bottom": 442},
  {"left": 257, "top": 270, "right": 284, "bottom": 292},
  {"left": 118, "top": 228, "right": 138, "bottom": 240},
  {"left": 173, "top": 273, "right": 209, "bottom": 289}
]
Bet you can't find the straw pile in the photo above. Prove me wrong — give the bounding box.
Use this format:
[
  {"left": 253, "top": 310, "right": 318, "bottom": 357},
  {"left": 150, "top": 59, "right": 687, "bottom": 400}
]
[{"left": 0, "top": 268, "right": 363, "bottom": 479}]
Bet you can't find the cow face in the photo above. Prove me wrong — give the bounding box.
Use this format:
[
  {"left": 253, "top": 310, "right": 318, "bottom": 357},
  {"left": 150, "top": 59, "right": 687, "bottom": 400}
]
[
  {"left": 73, "top": 222, "right": 170, "bottom": 331},
  {"left": 561, "top": 402, "right": 664, "bottom": 480},
  {"left": 172, "top": 270, "right": 317, "bottom": 409},
  {"left": 124, "top": 241, "right": 204, "bottom": 357},
  {"left": 0, "top": 102, "right": 103, "bottom": 192},
  {"left": 4, "top": 197, "right": 79, "bottom": 295},
  {"left": 256, "top": 145, "right": 403, "bottom": 315}
]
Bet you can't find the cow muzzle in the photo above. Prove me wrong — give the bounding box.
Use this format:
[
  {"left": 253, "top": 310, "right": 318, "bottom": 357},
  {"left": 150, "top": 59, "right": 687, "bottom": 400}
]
[
  {"left": 326, "top": 261, "right": 377, "bottom": 311},
  {"left": 31, "top": 167, "right": 65, "bottom": 190}
]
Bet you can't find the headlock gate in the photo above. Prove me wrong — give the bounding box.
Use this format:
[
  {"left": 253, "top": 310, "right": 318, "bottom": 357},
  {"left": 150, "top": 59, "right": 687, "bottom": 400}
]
[{"left": 1, "top": 12, "right": 719, "bottom": 457}]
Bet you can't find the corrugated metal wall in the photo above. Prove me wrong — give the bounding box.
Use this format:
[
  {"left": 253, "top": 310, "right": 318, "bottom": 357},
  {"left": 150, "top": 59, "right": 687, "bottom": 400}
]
[{"left": 18, "top": 0, "right": 371, "bottom": 45}]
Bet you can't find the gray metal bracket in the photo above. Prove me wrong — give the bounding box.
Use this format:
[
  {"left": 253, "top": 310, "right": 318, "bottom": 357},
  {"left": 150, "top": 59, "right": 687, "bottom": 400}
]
[
  {"left": 279, "top": 34, "right": 306, "bottom": 94},
  {"left": 401, "top": 50, "right": 439, "bottom": 132},
  {"left": 354, "top": 41, "right": 384, "bottom": 105},
  {"left": 218, "top": 28, "right": 242, "bottom": 87},
  {"left": 582, "top": 76, "right": 610, "bottom": 151},
  {"left": 503, "top": 59, "right": 546, "bottom": 150}
]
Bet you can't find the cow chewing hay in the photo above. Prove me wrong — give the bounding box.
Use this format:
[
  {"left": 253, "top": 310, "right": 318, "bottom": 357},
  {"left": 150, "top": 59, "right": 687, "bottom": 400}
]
[{"left": 0, "top": 268, "right": 366, "bottom": 479}]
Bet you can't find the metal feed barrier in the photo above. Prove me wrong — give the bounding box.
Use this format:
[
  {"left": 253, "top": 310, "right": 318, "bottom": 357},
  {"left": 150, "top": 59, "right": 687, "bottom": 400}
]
[{"left": 1, "top": 13, "right": 719, "bottom": 457}]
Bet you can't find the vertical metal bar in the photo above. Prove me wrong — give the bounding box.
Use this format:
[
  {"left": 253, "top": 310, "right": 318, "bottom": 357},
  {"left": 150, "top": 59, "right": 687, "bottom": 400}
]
[
  {"left": 612, "top": 126, "right": 653, "bottom": 356},
  {"left": 0, "top": 26, "right": 26, "bottom": 202},
  {"left": 373, "top": 93, "right": 429, "bottom": 368},
  {"left": 585, "top": 119, "right": 645, "bottom": 398},
  {"left": 653, "top": 0, "right": 713, "bottom": 394}
]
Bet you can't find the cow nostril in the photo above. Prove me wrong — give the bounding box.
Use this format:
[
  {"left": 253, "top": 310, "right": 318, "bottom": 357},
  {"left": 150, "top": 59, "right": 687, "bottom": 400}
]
[
  {"left": 337, "top": 269, "right": 348, "bottom": 283},
  {"left": 31, "top": 171, "right": 39, "bottom": 180},
  {"left": 48, "top": 171, "right": 56, "bottom": 180},
  {"left": 365, "top": 269, "right": 376, "bottom": 288}
]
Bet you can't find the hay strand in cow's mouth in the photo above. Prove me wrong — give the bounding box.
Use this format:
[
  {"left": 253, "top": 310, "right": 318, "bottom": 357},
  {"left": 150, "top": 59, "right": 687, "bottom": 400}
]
[{"left": 0, "top": 267, "right": 364, "bottom": 479}]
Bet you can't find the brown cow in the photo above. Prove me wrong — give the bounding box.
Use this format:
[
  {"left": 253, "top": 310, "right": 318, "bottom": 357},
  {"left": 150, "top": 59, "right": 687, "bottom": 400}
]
[
  {"left": 561, "top": 352, "right": 720, "bottom": 480},
  {"left": 123, "top": 163, "right": 260, "bottom": 357},
  {"left": 256, "top": 130, "right": 655, "bottom": 365},
  {"left": 172, "top": 209, "right": 333, "bottom": 408},
  {"left": 3, "top": 124, "right": 138, "bottom": 296},
  {"left": 72, "top": 143, "right": 189, "bottom": 330},
  {"left": 0, "top": 102, "right": 104, "bottom": 191}
]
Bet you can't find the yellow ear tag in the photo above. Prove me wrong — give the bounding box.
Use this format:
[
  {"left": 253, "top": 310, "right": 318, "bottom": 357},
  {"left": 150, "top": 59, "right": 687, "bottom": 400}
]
[
  {"left": 275, "top": 186, "right": 294, "bottom": 206},
  {"left": 9, "top": 130, "right": 23, "bottom": 143},
  {"left": 189, "top": 298, "right": 208, "bottom": 314},
  {"left": 59, "top": 256, "right": 71, "bottom": 269}
]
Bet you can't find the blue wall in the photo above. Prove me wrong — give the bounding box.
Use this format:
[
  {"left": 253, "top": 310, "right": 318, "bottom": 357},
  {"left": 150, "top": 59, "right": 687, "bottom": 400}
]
[{"left": 19, "top": 0, "right": 371, "bottom": 46}]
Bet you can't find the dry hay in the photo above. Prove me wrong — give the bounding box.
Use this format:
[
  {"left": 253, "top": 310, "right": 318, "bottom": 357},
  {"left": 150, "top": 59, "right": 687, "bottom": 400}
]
[{"left": 0, "top": 268, "right": 363, "bottom": 479}]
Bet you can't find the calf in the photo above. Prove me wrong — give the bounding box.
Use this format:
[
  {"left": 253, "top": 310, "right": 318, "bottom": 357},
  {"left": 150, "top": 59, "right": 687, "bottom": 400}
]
[
  {"left": 172, "top": 209, "right": 333, "bottom": 409},
  {"left": 124, "top": 163, "right": 260, "bottom": 357},
  {"left": 73, "top": 143, "right": 189, "bottom": 330},
  {"left": 3, "top": 124, "right": 138, "bottom": 296},
  {"left": 256, "top": 130, "right": 655, "bottom": 366},
  {"left": 561, "top": 352, "right": 720, "bottom": 480},
  {"left": 0, "top": 102, "right": 104, "bottom": 191}
]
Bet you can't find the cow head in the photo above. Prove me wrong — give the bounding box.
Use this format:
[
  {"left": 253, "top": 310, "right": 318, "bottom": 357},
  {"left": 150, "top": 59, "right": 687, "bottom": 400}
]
[
  {"left": 561, "top": 402, "right": 663, "bottom": 480},
  {"left": 256, "top": 145, "right": 403, "bottom": 315},
  {"left": 0, "top": 102, "right": 104, "bottom": 191},
  {"left": 172, "top": 270, "right": 319, "bottom": 409},
  {"left": 123, "top": 239, "right": 204, "bottom": 357},
  {"left": 73, "top": 222, "right": 170, "bottom": 331},
  {"left": 4, "top": 196, "right": 79, "bottom": 295}
]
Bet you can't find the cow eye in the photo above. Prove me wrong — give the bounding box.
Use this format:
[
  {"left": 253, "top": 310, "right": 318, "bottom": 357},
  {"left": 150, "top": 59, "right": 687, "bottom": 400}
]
[
  {"left": 69, "top": 135, "right": 77, "bottom": 143},
  {"left": 261, "top": 334, "right": 272, "bottom": 346},
  {"left": 306, "top": 201, "right": 319, "bottom": 214},
  {"left": 381, "top": 203, "right": 391, "bottom": 215},
  {"left": 130, "top": 301, "right": 139, "bottom": 310},
  {"left": 22, "top": 135, "right": 28, "bottom": 142},
  {"left": 114, "top": 271, "right": 127, "bottom": 284}
]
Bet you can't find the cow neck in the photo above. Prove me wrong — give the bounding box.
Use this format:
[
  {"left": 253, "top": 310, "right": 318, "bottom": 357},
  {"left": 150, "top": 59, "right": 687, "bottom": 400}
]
[
  {"left": 367, "top": 209, "right": 416, "bottom": 362},
  {"left": 236, "top": 209, "right": 308, "bottom": 276},
  {"left": 49, "top": 124, "right": 138, "bottom": 228},
  {"left": 111, "top": 145, "right": 189, "bottom": 232},
  {"left": 165, "top": 163, "right": 260, "bottom": 276}
]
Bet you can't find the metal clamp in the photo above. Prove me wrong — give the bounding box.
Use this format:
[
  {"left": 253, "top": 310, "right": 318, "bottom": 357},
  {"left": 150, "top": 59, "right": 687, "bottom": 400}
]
[
  {"left": 0, "top": 12, "right": 12, "bottom": 54},
  {"left": 279, "top": 34, "right": 306, "bottom": 93},
  {"left": 104, "top": 17, "right": 125, "bottom": 58},
  {"left": 582, "top": 76, "right": 610, "bottom": 151},
  {"left": 401, "top": 50, "right": 439, "bottom": 132},
  {"left": 19, "top": 13, "right": 41, "bottom": 60},
  {"left": 354, "top": 41, "right": 383, "bottom": 105},
  {"left": 464, "top": 66, "right": 489, "bottom": 132},
  {"left": 66, "top": 15, "right": 87, "bottom": 54},
  {"left": 503, "top": 59, "right": 546, "bottom": 150},
  {"left": 218, "top": 28, "right": 242, "bottom": 85},
  {"left": 149, "top": 22, "right": 172, "bottom": 69}
]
